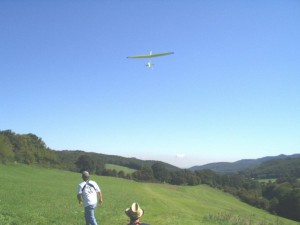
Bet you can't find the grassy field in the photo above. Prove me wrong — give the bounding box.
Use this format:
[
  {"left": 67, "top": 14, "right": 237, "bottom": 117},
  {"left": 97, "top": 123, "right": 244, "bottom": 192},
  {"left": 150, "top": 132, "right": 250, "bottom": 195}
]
[
  {"left": 0, "top": 164, "right": 299, "bottom": 225},
  {"left": 256, "top": 179, "right": 276, "bottom": 183},
  {"left": 105, "top": 164, "right": 136, "bottom": 174}
]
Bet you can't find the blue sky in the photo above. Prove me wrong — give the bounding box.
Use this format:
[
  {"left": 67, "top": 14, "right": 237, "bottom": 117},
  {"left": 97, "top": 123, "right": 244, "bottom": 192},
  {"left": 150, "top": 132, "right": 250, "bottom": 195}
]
[{"left": 1, "top": 1, "right": 299, "bottom": 168}]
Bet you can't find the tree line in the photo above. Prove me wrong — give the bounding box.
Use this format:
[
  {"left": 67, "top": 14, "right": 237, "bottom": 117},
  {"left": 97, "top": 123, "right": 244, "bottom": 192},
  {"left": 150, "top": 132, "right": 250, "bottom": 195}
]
[
  {"left": 0, "top": 130, "right": 58, "bottom": 165},
  {"left": 1, "top": 130, "right": 300, "bottom": 222}
]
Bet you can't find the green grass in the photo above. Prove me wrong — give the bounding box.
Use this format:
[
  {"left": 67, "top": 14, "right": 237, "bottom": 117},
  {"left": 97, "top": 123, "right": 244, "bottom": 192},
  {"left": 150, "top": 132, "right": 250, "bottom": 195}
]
[
  {"left": 256, "top": 178, "right": 276, "bottom": 183},
  {"left": 105, "top": 163, "right": 136, "bottom": 174},
  {"left": 0, "top": 164, "right": 299, "bottom": 225}
]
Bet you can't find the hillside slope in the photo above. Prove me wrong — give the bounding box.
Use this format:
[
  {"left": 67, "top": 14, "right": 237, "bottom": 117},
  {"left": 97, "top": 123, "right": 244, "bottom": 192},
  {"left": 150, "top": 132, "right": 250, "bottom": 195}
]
[
  {"left": 0, "top": 164, "right": 298, "bottom": 225},
  {"left": 189, "top": 154, "right": 300, "bottom": 173}
]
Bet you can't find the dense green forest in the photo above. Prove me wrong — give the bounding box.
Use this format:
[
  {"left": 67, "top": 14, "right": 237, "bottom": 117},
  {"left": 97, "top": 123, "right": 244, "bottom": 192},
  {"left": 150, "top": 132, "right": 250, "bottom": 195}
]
[
  {"left": 1, "top": 130, "right": 300, "bottom": 222},
  {"left": 241, "top": 157, "right": 300, "bottom": 179},
  {"left": 0, "top": 130, "right": 58, "bottom": 165}
]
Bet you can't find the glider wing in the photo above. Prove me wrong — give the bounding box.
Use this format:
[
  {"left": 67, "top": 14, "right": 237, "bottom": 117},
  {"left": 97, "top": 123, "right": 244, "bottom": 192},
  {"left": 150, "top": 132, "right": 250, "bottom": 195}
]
[{"left": 127, "top": 52, "right": 174, "bottom": 59}]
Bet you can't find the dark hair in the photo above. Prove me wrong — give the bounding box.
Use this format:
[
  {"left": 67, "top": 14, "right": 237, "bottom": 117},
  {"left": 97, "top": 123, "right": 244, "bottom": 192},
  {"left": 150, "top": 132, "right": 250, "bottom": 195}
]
[{"left": 130, "top": 217, "right": 139, "bottom": 221}]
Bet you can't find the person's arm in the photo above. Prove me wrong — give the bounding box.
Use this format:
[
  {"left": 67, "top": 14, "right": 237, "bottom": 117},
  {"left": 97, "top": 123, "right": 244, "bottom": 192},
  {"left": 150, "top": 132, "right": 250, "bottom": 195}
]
[
  {"left": 93, "top": 181, "right": 103, "bottom": 205},
  {"left": 97, "top": 191, "right": 103, "bottom": 205},
  {"left": 77, "top": 194, "right": 82, "bottom": 204}
]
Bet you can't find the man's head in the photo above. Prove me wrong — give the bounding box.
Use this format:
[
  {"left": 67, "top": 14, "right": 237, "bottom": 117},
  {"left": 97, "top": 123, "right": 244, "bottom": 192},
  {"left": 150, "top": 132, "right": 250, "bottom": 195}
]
[{"left": 82, "top": 171, "right": 90, "bottom": 181}]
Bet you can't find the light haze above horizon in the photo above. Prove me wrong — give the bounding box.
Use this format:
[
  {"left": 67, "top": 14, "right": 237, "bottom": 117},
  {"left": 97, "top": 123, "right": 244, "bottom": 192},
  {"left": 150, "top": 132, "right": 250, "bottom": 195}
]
[{"left": 1, "top": 1, "right": 299, "bottom": 168}]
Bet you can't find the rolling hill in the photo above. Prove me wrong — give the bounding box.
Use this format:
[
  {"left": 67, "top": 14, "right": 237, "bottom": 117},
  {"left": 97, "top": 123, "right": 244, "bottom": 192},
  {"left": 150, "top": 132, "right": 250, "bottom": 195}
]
[
  {"left": 0, "top": 163, "right": 299, "bottom": 225},
  {"left": 2, "top": 130, "right": 299, "bottom": 176},
  {"left": 189, "top": 154, "right": 300, "bottom": 173}
]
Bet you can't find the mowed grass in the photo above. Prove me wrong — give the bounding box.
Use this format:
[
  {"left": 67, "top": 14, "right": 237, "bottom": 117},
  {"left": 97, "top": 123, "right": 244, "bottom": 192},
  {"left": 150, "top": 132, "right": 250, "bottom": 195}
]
[
  {"left": 105, "top": 164, "right": 136, "bottom": 174},
  {"left": 256, "top": 179, "right": 276, "bottom": 183},
  {"left": 0, "top": 164, "right": 299, "bottom": 225}
]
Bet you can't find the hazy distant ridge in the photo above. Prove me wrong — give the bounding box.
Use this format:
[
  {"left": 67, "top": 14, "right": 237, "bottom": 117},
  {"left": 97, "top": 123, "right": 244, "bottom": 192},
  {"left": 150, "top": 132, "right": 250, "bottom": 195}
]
[{"left": 189, "top": 154, "right": 300, "bottom": 173}]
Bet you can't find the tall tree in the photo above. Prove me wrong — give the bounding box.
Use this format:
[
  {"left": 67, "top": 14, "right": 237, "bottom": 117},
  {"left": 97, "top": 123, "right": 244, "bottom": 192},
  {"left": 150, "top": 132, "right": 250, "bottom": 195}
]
[
  {"left": 75, "top": 155, "right": 96, "bottom": 173},
  {"left": 152, "top": 163, "right": 169, "bottom": 183},
  {"left": 0, "top": 134, "right": 14, "bottom": 163}
]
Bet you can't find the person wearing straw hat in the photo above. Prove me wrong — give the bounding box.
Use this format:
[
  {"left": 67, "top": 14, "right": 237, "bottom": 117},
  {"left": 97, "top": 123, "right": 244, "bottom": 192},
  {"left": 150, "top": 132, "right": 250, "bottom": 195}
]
[
  {"left": 77, "top": 171, "right": 103, "bottom": 225},
  {"left": 125, "top": 202, "right": 150, "bottom": 225}
]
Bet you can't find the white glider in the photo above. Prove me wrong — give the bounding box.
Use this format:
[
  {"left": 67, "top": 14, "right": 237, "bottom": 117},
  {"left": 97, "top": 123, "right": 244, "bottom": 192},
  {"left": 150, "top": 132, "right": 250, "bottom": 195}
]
[{"left": 127, "top": 51, "right": 174, "bottom": 67}]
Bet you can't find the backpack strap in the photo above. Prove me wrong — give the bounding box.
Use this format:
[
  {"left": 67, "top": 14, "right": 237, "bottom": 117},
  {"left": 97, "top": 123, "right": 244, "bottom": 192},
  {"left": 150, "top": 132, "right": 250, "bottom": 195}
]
[{"left": 81, "top": 181, "right": 96, "bottom": 192}]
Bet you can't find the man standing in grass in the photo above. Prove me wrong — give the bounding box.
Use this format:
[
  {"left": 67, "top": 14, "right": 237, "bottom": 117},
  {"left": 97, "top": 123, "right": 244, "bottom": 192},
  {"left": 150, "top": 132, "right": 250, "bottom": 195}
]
[{"left": 77, "top": 171, "right": 103, "bottom": 225}]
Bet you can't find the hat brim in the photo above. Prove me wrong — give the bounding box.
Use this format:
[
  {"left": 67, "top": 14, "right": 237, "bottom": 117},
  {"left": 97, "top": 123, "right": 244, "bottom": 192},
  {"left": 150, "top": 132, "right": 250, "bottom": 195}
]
[{"left": 125, "top": 208, "right": 144, "bottom": 219}]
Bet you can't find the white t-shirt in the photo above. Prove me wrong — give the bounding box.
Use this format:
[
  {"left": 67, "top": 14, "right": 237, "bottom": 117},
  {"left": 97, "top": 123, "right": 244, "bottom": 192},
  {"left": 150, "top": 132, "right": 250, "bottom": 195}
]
[{"left": 77, "top": 180, "right": 101, "bottom": 207}]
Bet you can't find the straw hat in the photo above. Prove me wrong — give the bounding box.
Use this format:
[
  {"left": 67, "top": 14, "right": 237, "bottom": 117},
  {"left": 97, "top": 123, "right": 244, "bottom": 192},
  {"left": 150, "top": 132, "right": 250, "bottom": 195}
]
[{"left": 125, "top": 202, "right": 144, "bottom": 219}]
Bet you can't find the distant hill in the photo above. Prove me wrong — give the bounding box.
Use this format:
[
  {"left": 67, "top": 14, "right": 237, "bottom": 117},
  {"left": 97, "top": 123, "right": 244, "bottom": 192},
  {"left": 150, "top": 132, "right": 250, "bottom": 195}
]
[
  {"left": 1, "top": 129, "right": 299, "bottom": 176},
  {"left": 55, "top": 149, "right": 180, "bottom": 172},
  {"left": 189, "top": 154, "right": 300, "bottom": 173},
  {"left": 0, "top": 129, "right": 179, "bottom": 172},
  {"left": 246, "top": 156, "right": 300, "bottom": 179}
]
